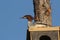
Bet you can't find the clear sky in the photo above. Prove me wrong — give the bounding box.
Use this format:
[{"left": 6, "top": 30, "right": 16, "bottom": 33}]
[{"left": 0, "top": 0, "right": 60, "bottom": 40}]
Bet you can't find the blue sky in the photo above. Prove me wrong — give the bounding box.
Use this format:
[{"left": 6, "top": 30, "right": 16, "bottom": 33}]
[{"left": 0, "top": 0, "right": 60, "bottom": 40}]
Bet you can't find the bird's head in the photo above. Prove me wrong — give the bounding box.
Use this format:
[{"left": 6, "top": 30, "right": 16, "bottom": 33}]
[{"left": 22, "top": 15, "right": 33, "bottom": 22}]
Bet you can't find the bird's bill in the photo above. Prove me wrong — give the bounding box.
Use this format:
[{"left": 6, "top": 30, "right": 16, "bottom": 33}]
[{"left": 21, "top": 17, "right": 26, "bottom": 19}]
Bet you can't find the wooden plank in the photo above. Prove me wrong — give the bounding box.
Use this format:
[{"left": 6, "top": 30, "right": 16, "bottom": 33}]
[{"left": 29, "top": 27, "right": 60, "bottom": 31}]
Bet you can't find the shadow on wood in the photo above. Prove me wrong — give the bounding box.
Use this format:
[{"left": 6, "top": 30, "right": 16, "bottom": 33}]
[{"left": 26, "top": 30, "right": 30, "bottom": 40}]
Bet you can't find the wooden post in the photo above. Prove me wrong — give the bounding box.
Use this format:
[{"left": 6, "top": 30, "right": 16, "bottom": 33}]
[{"left": 33, "top": 0, "right": 52, "bottom": 26}]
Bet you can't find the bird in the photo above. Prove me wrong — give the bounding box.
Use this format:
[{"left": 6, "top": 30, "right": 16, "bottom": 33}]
[
  {"left": 22, "top": 15, "right": 34, "bottom": 27},
  {"left": 21, "top": 15, "right": 47, "bottom": 28}
]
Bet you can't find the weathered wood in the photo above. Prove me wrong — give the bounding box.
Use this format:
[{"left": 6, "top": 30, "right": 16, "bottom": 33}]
[
  {"left": 30, "top": 31, "right": 58, "bottom": 40},
  {"left": 29, "top": 27, "right": 60, "bottom": 31},
  {"left": 29, "top": 27, "right": 60, "bottom": 40},
  {"left": 33, "top": 0, "right": 52, "bottom": 26}
]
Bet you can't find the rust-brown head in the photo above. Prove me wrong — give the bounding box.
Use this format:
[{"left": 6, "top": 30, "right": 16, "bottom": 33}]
[{"left": 22, "top": 15, "right": 33, "bottom": 22}]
